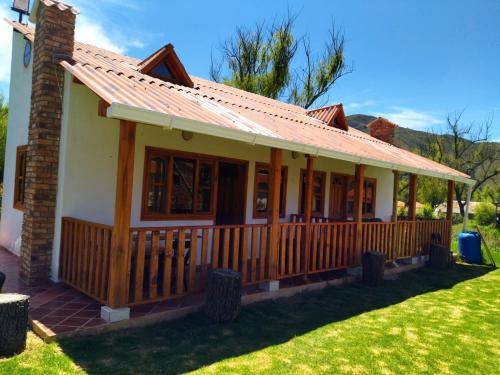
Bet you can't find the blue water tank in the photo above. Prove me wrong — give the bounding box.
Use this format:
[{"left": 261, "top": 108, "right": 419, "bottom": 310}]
[{"left": 457, "top": 231, "right": 482, "bottom": 264}]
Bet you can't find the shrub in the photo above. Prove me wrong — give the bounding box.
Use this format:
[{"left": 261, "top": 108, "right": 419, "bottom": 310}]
[
  {"left": 474, "top": 202, "right": 496, "bottom": 226},
  {"left": 397, "top": 206, "right": 408, "bottom": 219},
  {"left": 417, "top": 203, "right": 435, "bottom": 220}
]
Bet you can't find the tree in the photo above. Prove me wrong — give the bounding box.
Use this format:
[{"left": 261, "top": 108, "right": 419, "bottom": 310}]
[
  {"left": 428, "top": 110, "right": 499, "bottom": 216},
  {"left": 417, "top": 176, "right": 447, "bottom": 208},
  {"left": 210, "top": 14, "right": 352, "bottom": 109},
  {"left": 0, "top": 94, "right": 8, "bottom": 183}
]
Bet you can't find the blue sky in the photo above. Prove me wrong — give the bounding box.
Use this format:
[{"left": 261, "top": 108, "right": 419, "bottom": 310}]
[{"left": 1, "top": 0, "right": 499, "bottom": 139}]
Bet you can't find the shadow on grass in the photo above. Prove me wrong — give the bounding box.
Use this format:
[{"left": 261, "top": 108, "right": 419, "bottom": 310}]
[{"left": 58, "top": 264, "right": 494, "bottom": 374}]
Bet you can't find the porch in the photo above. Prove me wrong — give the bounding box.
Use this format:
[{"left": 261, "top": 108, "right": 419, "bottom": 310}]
[
  {"left": 53, "top": 117, "right": 458, "bottom": 312},
  {"left": 59, "top": 216, "right": 451, "bottom": 307}
]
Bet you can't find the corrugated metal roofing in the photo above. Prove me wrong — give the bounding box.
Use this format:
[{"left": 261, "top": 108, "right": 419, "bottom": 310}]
[{"left": 7, "top": 20, "right": 471, "bottom": 182}]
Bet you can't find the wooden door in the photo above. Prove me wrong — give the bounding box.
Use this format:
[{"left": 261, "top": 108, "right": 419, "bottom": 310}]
[
  {"left": 216, "top": 162, "right": 246, "bottom": 225},
  {"left": 330, "top": 174, "right": 346, "bottom": 219}
]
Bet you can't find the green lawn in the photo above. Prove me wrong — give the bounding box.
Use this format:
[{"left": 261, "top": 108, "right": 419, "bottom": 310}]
[{"left": 1, "top": 263, "right": 499, "bottom": 374}]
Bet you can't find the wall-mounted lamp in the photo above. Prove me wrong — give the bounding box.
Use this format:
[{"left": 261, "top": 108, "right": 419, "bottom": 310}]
[
  {"left": 182, "top": 131, "right": 193, "bottom": 141},
  {"left": 291, "top": 151, "right": 300, "bottom": 160},
  {"left": 11, "top": 0, "right": 30, "bottom": 23}
]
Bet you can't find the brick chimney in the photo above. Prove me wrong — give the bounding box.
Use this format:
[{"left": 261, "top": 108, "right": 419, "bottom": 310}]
[
  {"left": 20, "top": 0, "right": 78, "bottom": 284},
  {"left": 367, "top": 117, "right": 397, "bottom": 145}
]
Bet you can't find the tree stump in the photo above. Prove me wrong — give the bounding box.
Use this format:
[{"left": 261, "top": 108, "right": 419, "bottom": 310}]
[
  {"left": 429, "top": 243, "right": 452, "bottom": 269},
  {"left": 205, "top": 269, "right": 242, "bottom": 323},
  {"left": 0, "top": 272, "right": 5, "bottom": 292},
  {"left": 362, "top": 251, "right": 386, "bottom": 286},
  {"left": 0, "top": 294, "right": 29, "bottom": 357}
]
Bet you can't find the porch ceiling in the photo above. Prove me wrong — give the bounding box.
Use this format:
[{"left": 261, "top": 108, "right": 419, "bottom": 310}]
[{"left": 7, "top": 20, "right": 474, "bottom": 185}]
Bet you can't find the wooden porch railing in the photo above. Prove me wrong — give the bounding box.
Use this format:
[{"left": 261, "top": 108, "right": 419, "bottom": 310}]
[
  {"left": 308, "top": 222, "right": 358, "bottom": 273},
  {"left": 59, "top": 217, "right": 112, "bottom": 303},
  {"left": 361, "top": 222, "right": 398, "bottom": 261},
  {"left": 277, "top": 223, "right": 306, "bottom": 278},
  {"left": 59, "top": 217, "right": 451, "bottom": 307},
  {"left": 127, "top": 224, "right": 270, "bottom": 305}
]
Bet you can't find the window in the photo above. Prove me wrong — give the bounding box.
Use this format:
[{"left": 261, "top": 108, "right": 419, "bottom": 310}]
[
  {"left": 142, "top": 148, "right": 216, "bottom": 220},
  {"left": 341, "top": 175, "right": 377, "bottom": 219},
  {"left": 253, "top": 163, "right": 288, "bottom": 218},
  {"left": 14, "top": 145, "right": 28, "bottom": 210},
  {"left": 299, "top": 170, "right": 326, "bottom": 216}
]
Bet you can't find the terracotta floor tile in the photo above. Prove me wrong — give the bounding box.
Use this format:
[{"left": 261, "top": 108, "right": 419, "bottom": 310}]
[
  {"left": 72, "top": 309, "right": 100, "bottom": 318},
  {"left": 59, "top": 317, "right": 91, "bottom": 327},
  {"left": 84, "top": 318, "right": 106, "bottom": 328},
  {"left": 50, "top": 308, "right": 80, "bottom": 317},
  {"left": 39, "top": 315, "right": 69, "bottom": 325}
]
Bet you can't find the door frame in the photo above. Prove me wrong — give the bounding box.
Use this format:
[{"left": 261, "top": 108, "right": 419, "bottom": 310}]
[{"left": 215, "top": 159, "right": 248, "bottom": 225}]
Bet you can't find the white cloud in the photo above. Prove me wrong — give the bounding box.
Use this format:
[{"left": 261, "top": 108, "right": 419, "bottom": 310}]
[
  {"left": 372, "top": 107, "right": 444, "bottom": 129},
  {"left": 76, "top": 15, "right": 124, "bottom": 54},
  {"left": 0, "top": 3, "right": 13, "bottom": 84},
  {"left": 347, "top": 100, "right": 375, "bottom": 109}
]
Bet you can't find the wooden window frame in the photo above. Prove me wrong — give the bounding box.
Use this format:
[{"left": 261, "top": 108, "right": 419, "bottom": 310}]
[
  {"left": 330, "top": 172, "right": 377, "bottom": 219},
  {"left": 252, "top": 162, "right": 288, "bottom": 219},
  {"left": 13, "top": 145, "right": 28, "bottom": 211},
  {"left": 298, "top": 169, "right": 326, "bottom": 217},
  {"left": 141, "top": 147, "right": 219, "bottom": 221}
]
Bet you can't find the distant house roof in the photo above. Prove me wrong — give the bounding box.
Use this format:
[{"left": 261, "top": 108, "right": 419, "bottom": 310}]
[
  {"left": 435, "top": 201, "right": 486, "bottom": 215},
  {"left": 6, "top": 20, "right": 473, "bottom": 184}
]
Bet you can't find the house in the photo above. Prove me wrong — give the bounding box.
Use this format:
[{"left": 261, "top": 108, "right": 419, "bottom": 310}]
[{"left": 0, "top": 0, "right": 474, "bottom": 322}]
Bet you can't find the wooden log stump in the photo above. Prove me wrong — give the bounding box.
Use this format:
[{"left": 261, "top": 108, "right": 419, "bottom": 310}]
[
  {"left": 429, "top": 243, "right": 453, "bottom": 269},
  {"left": 205, "top": 269, "right": 242, "bottom": 323},
  {"left": 0, "top": 294, "right": 29, "bottom": 357},
  {"left": 362, "top": 251, "right": 386, "bottom": 286}
]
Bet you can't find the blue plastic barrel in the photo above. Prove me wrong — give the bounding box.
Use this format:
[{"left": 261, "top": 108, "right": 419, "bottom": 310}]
[{"left": 457, "top": 231, "right": 482, "bottom": 264}]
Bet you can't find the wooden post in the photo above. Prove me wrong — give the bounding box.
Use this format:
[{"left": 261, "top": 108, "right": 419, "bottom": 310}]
[
  {"left": 446, "top": 180, "right": 455, "bottom": 248},
  {"left": 446, "top": 180, "right": 454, "bottom": 221},
  {"left": 268, "top": 148, "right": 282, "bottom": 280},
  {"left": 353, "top": 164, "right": 365, "bottom": 265},
  {"left": 392, "top": 171, "right": 400, "bottom": 222},
  {"left": 303, "top": 155, "right": 315, "bottom": 277},
  {"left": 392, "top": 170, "right": 400, "bottom": 259},
  {"left": 107, "top": 120, "right": 136, "bottom": 308},
  {"left": 408, "top": 174, "right": 418, "bottom": 221},
  {"left": 408, "top": 173, "right": 418, "bottom": 256}
]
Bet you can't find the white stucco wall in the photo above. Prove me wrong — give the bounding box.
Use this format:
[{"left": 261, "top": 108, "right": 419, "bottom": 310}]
[
  {"left": 48, "top": 82, "right": 396, "bottom": 278},
  {"left": 0, "top": 31, "right": 32, "bottom": 255}
]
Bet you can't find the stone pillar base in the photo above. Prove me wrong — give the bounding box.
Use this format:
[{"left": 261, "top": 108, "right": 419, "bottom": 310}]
[
  {"left": 259, "top": 280, "right": 280, "bottom": 292},
  {"left": 100, "top": 306, "right": 130, "bottom": 323}
]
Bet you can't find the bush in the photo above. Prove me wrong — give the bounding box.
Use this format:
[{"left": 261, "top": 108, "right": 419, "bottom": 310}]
[
  {"left": 397, "top": 206, "right": 408, "bottom": 219},
  {"left": 417, "top": 203, "right": 435, "bottom": 220},
  {"left": 474, "top": 202, "right": 496, "bottom": 226}
]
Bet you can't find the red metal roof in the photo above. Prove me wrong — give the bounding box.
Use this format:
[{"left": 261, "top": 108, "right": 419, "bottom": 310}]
[{"left": 7, "top": 21, "right": 471, "bottom": 182}]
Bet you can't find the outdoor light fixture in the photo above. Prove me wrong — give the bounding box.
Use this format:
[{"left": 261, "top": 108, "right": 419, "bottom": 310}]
[
  {"left": 181, "top": 131, "right": 193, "bottom": 141},
  {"left": 11, "top": 0, "right": 30, "bottom": 23},
  {"left": 291, "top": 151, "right": 300, "bottom": 160}
]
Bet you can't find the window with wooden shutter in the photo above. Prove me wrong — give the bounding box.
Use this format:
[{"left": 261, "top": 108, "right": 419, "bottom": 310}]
[
  {"left": 253, "top": 163, "right": 287, "bottom": 218},
  {"left": 13, "top": 145, "right": 28, "bottom": 210},
  {"left": 142, "top": 147, "right": 217, "bottom": 220},
  {"left": 299, "top": 169, "right": 326, "bottom": 216}
]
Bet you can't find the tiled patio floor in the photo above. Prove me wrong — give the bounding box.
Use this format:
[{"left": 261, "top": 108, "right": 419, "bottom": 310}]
[{"left": 0, "top": 247, "right": 205, "bottom": 339}]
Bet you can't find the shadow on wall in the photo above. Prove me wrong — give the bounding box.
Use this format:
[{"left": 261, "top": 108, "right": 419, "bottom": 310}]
[{"left": 58, "top": 264, "right": 493, "bottom": 374}]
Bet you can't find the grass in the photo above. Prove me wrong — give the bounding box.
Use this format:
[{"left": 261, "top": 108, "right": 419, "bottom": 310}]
[{"left": 1, "top": 263, "right": 499, "bottom": 374}]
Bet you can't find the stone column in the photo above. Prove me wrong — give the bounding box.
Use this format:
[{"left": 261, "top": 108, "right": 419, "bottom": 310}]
[{"left": 20, "top": 1, "right": 76, "bottom": 284}]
